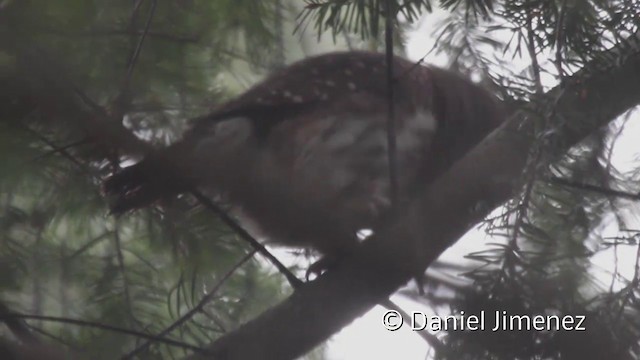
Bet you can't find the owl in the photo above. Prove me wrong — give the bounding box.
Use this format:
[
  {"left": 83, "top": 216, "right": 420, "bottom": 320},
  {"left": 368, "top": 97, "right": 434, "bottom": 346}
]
[{"left": 104, "top": 51, "right": 505, "bottom": 273}]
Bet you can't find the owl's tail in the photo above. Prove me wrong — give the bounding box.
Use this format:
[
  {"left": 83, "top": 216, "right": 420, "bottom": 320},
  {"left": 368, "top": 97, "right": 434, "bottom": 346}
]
[{"left": 103, "top": 146, "right": 191, "bottom": 215}]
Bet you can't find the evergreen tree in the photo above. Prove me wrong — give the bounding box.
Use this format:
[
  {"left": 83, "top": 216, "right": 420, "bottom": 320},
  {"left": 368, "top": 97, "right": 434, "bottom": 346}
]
[{"left": 0, "top": 0, "right": 639, "bottom": 359}]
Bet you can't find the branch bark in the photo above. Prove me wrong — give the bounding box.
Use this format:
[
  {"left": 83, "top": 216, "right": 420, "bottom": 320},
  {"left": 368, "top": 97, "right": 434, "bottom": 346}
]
[{"left": 185, "top": 34, "right": 640, "bottom": 360}]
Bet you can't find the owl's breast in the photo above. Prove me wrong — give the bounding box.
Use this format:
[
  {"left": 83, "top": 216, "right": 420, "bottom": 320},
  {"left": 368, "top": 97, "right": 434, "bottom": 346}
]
[{"left": 225, "top": 105, "right": 437, "bottom": 254}]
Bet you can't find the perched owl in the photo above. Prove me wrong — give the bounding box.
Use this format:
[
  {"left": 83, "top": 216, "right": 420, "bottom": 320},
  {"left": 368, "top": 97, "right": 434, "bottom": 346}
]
[{"left": 104, "top": 51, "right": 505, "bottom": 270}]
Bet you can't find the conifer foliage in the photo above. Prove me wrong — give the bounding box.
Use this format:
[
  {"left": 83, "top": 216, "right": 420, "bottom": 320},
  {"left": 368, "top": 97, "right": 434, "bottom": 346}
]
[{"left": 1, "top": 0, "right": 640, "bottom": 359}]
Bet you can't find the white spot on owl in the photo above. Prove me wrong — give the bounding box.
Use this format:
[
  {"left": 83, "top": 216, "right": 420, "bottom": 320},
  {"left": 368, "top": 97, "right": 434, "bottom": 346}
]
[
  {"left": 347, "top": 82, "right": 356, "bottom": 91},
  {"left": 344, "top": 69, "right": 353, "bottom": 76},
  {"left": 356, "top": 229, "right": 373, "bottom": 241},
  {"left": 325, "top": 80, "right": 336, "bottom": 87},
  {"left": 283, "top": 90, "right": 293, "bottom": 98},
  {"left": 292, "top": 95, "right": 303, "bottom": 103}
]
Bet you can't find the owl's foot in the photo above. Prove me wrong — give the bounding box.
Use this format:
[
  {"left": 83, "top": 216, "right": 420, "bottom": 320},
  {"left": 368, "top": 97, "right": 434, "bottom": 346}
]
[{"left": 306, "top": 255, "right": 342, "bottom": 281}]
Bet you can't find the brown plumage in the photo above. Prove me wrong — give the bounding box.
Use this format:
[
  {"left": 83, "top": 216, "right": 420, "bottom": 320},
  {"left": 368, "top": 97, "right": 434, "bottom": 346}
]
[{"left": 104, "top": 51, "right": 505, "bottom": 261}]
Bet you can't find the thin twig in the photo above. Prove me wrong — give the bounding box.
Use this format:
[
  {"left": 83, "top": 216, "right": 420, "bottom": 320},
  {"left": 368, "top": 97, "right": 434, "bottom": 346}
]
[
  {"left": 0, "top": 302, "right": 38, "bottom": 344},
  {"left": 113, "top": 0, "right": 158, "bottom": 122},
  {"left": 614, "top": 242, "right": 640, "bottom": 324},
  {"left": 112, "top": 221, "right": 136, "bottom": 327},
  {"left": 33, "top": 138, "right": 90, "bottom": 162},
  {"left": 26, "top": 325, "right": 77, "bottom": 350},
  {"left": 19, "top": 124, "right": 90, "bottom": 174},
  {"left": 122, "top": 250, "right": 256, "bottom": 359},
  {"left": 0, "top": 314, "right": 210, "bottom": 355},
  {"left": 123, "top": 0, "right": 157, "bottom": 92},
  {"left": 554, "top": 0, "right": 567, "bottom": 83},
  {"left": 190, "top": 190, "right": 302, "bottom": 288},
  {"left": 525, "top": 11, "right": 543, "bottom": 94},
  {"left": 548, "top": 176, "right": 640, "bottom": 200},
  {"left": 384, "top": 0, "right": 399, "bottom": 208},
  {"left": 65, "top": 231, "right": 113, "bottom": 261}
]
